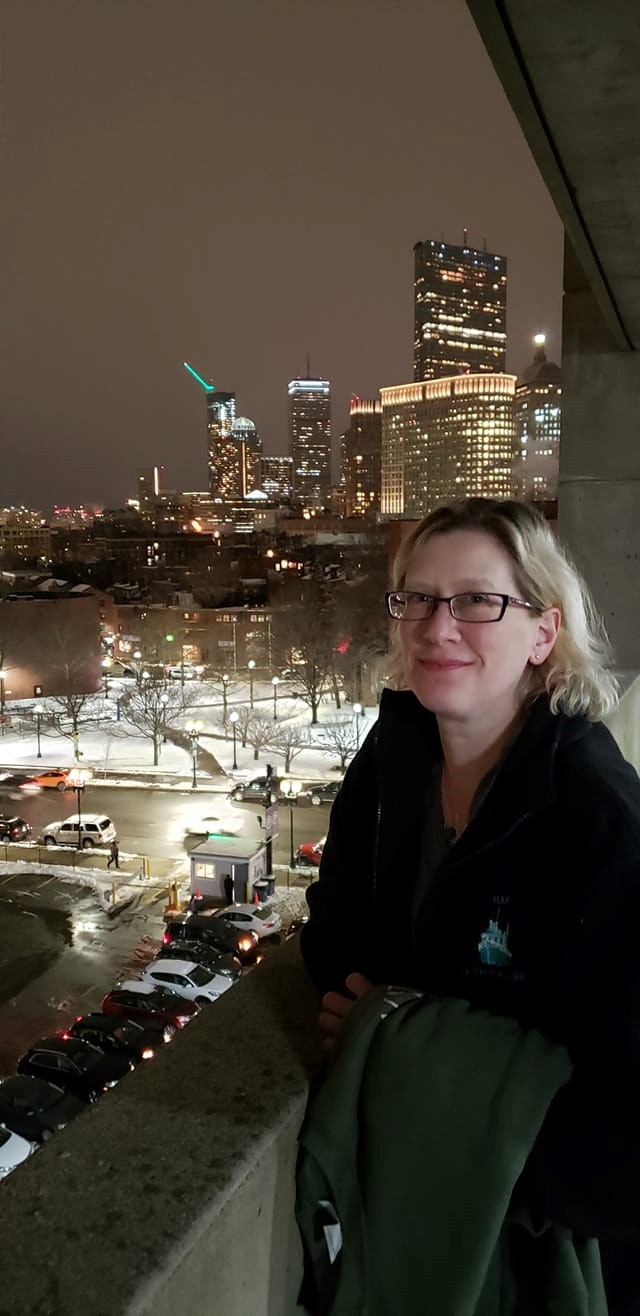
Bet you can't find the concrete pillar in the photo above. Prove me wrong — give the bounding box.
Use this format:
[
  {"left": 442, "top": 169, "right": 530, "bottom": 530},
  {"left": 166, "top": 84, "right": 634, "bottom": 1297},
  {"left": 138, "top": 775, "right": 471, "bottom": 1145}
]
[{"left": 559, "top": 237, "right": 640, "bottom": 684}]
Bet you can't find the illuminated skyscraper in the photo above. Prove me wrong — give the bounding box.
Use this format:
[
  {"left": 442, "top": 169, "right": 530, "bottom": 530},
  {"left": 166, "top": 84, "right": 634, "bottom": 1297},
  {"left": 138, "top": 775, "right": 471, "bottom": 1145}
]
[
  {"left": 255, "top": 455, "right": 293, "bottom": 500},
  {"left": 343, "top": 398, "right": 382, "bottom": 516},
  {"left": 380, "top": 374, "right": 516, "bottom": 517},
  {"left": 137, "top": 465, "right": 166, "bottom": 506},
  {"left": 288, "top": 376, "right": 331, "bottom": 508},
  {"left": 514, "top": 335, "right": 562, "bottom": 500},
  {"left": 206, "top": 391, "right": 237, "bottom": 499},
  {"left": 414, "top": 236, "right": 507, "bottom": 382}
]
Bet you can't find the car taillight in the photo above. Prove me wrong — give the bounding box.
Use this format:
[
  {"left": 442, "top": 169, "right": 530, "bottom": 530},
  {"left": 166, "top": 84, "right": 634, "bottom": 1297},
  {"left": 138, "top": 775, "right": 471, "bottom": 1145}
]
[
  {"left": 162, "top": 932, "right": 171, "bottom": 945},
  {"left": 264, "top": 920, "right": 274, "bottom": 928},
  {"left": 238, "top": 937, "right": 253, "bottom": 952},
  {"left": 62, "top": 1032, "right": 71, "bottom": 1040}
]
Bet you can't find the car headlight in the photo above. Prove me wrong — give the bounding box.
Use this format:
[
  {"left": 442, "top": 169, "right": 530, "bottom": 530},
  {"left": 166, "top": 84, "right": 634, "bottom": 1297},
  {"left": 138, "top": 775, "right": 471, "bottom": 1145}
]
[
  {"left": 141, "top": 1047, "right": 155, "bottom": 1061},
  {"left": 103, "top": 1079, "right": 119, "bottom": 1090}
]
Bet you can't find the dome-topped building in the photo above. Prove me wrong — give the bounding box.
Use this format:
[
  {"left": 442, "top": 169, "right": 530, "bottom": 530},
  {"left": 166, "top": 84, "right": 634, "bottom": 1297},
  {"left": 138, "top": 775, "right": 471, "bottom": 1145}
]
[{"left": 514, "top": 334, "right": 561, "bottom": 501}]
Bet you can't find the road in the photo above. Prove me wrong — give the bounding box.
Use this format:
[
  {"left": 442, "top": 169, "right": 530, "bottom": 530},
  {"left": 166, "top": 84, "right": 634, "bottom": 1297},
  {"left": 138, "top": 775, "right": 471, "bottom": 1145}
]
[{"left": 2, "top": 783, "right": 330, "bottom": 867}]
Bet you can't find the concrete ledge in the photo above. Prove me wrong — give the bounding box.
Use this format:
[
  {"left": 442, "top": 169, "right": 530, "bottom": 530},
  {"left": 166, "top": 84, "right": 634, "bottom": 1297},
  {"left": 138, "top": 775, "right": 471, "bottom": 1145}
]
[{"left": 2, "top": 938, "right": 323, "bottom": 1316}]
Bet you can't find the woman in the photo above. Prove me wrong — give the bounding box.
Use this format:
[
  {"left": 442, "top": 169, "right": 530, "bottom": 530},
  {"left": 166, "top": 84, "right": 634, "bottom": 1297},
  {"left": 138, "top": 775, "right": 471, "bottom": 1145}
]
[{"left": 300, "top": 498, "right": 640, "bottom": 1313}]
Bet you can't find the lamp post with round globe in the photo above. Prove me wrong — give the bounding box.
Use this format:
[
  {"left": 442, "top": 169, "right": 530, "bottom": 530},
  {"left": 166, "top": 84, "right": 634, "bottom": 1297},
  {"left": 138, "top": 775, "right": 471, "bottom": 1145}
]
[
  {"left": 229, "top": 711, "right": 239, "bottom": 770},
  {"left": 185, "top": 719, "right": 203, "bottom": 789},
  {"left": 280, "top": 778, "right": 302, "bottom": 867},
  {"left": 353, "top": 702, "right": 364, "bottom": 752},
  {"left": 272, "top": 676, "right": 280, "bottom": 721},
  {"left": 67, "top": 766, "right": 93, "bottom": 849},
  {"left": 34, "top": 703, "right": 43, "bottom": 758},
  {"left": 247, "top": 660, "right": 256, "bottom": 709}
]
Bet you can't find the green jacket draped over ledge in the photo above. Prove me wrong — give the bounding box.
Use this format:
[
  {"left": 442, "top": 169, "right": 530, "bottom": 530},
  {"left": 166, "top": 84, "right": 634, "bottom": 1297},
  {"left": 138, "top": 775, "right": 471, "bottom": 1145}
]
[{"left": 296, "top": 991, "right": 608, "bottom": 1316}]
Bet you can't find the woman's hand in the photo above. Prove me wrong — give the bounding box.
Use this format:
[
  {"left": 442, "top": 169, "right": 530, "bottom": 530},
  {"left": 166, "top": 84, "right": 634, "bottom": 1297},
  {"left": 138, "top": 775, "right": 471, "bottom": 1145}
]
[{"left": 318, "top": 972, "right": 375, "bottom": 1049}]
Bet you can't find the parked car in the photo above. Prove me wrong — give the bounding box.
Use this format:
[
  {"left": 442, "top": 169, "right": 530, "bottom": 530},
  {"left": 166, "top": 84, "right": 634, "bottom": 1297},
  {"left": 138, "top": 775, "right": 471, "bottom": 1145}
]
[
  {"left": 0, "top": 815, "right": 32, "bottom": 842},
  {"left": 156, "top": 940, "right": 241, "bottom": 980},
  {"left": 215, "top": 903, "right": 282, "bottom": 939},
  {"left": 17, "top": 1036, "right": 133, "bottom": 1102},
  {"left": 309, "top": 781, "right": 342, "bottom": 807},
  {"left": 228, "top": 776, "right": 281, "bottom": 804},
  {"left": 102, "top": 982, "right": 198, "bottom": 1033},
  {"left": 0, "top": 1075, "right": 85, "bottom": 1143},
  {"left": 162, "top": 913, "right": 259, "bottom": 964},
  {"left": 65, "top": 1013, "right": 163, "bottom": 1063},
  {"left": 0, "top": 1124, "right": 37, "bottom": 1178},
  {"left": 41, "top": 815, "right": 116, "bottom": 849},
  {"left": 143, "top": 959, "right": 233, "bottom": 1005},
  {"left": 295, "top": 837, "right": 326, "bottom": 868},
  {"left": 28, "top": 768, "right": 72, "bottom": 792}
]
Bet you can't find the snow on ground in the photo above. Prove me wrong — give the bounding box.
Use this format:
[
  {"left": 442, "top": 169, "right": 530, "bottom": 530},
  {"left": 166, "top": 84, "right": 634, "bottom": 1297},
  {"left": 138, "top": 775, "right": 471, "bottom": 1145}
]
[
  {"left": 0, "top": 680, "right": 380, "bottom": 784},
  {"left": 0, "top": 858, "right": 143, "bottom": 913}
]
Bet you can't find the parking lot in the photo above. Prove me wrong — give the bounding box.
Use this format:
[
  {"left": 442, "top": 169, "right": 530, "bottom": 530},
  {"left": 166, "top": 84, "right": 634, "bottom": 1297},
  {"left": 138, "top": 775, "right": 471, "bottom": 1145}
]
[{"left": 0, "top": 870, "right": 166, "bottom": 1073}]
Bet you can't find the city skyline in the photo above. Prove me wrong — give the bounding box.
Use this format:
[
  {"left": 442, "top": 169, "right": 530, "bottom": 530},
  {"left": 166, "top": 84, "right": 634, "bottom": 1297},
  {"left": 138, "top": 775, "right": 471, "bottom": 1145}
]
[{"left": 1, "top": 0, "right": 562, "bottom": 508}]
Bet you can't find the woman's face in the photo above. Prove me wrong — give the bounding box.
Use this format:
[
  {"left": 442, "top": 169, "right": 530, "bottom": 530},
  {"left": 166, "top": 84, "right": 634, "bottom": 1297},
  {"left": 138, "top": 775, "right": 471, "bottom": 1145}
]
[{"left": 399, "top": 529, "right": 558, "bottom": 725}]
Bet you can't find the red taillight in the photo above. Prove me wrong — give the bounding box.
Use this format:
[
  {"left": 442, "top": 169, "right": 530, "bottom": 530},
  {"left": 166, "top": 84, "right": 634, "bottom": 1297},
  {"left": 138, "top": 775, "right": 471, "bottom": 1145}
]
[
  {"left": 62, "top": 1032, "right": 71, "bottom": 1040},
  {"left": 264, "top": 921, "right": 274, "bottom": 928},
  {"left": 162, "top": 932, "right": 171, "bottom": 945}
]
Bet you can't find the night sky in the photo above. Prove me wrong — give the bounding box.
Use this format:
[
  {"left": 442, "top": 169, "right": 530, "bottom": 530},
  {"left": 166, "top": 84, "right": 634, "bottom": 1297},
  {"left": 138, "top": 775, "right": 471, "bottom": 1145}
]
[{"left": 1, "top": 0, "right": 562, "bottom": 511}]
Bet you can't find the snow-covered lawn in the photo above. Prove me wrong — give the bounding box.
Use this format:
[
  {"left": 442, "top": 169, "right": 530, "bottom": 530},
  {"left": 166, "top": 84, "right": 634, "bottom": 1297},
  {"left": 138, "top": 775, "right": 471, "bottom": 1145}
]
[{"left": 0, "top": 679, "right": 380, "bottom": 783}]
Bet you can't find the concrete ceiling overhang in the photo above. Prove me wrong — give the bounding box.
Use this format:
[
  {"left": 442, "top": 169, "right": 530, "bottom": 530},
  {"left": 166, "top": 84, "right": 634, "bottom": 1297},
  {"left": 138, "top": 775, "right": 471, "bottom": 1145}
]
[{"left": 466, "top": 1, "right": 640, "bottom": 351}]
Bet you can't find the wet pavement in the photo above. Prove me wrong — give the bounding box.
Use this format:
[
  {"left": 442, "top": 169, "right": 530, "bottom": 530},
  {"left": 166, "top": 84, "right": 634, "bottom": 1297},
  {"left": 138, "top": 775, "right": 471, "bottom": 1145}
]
[{"left": 0, "top": 870, "right": 166, "bottom": 1073}]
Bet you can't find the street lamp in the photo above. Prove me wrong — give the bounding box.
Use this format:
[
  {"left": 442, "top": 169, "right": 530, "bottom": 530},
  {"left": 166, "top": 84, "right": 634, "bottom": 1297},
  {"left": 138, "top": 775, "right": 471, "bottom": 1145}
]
[
  {"left": 101, "top": 656, "right": 112, "bottom": 696},
  {"left": 247, "top": 659, "right": 256, "bottom": 710},
  {"left": 353, "top": 702, "right": 364, "bottom": 752},
  {"left": 34, "top": 703, "right": 43, "bottom": 758},
  {"left": 221, "top": 673, "right": 229, "bottom": 718},
  {"left": 229, "top": 710, "right": 239, "bottom": 770},
  {"left": 271, "top": 675, "right": 280, "bottom": 721},
  {"left": 280, "top": 778, "right": 302, "bottom": 867},
  {"left": 185, "top": 719, "right": 203, "bottom": 789},
  {"left": 159, "top": 691, "right": 169, "bottom": 745},
  {"left": 67, "top": 766, "right": 92, "bottom": 849}
]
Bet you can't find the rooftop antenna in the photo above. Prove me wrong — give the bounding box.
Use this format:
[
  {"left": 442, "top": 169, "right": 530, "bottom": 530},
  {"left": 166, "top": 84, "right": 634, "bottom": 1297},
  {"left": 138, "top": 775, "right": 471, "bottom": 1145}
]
[
  {"left": 183, "top": 361, "right": 215, "bottom": 393},
  {"left": 463, "top": 227, "right": 469, "bottom": 248}
]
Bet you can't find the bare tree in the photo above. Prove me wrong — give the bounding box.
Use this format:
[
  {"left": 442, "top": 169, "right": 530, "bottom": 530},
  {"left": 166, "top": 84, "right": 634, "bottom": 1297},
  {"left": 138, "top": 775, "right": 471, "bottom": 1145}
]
[
  {"left": 232, "top": 704, "right": 255, "bottom": 749},
  {"left": 316, "top": 719, "right": 359, "bottom": 771},
  {"left": 44, "top": 619, "right": 101, "bottom": 759},
  {"left": 118, "top": 677, "right": 190, "bottom": 766},
  {"left": 246, "top": 711, "right": 274, "bottom": 762},
  {"left": 271, "top": 720, "right": 308, "bottom": 774},
  {"left": 272, "top": 577, "right": 337, "bottom": 725},
  {"left": 334, "top": 568, "right": 389, "bottom": 704}
]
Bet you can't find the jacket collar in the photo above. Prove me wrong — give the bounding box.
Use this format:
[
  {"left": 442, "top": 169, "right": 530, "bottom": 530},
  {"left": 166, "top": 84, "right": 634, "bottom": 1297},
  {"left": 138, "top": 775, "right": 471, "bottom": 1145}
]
[{"left": 376, "top": 689, "right": 589, "bottom": 856}]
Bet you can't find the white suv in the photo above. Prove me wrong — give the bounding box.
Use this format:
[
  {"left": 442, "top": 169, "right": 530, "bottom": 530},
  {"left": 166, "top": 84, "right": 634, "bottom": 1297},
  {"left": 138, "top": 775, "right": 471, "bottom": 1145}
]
[
  {"left": 41, "top": 815, "right": 117, "bottom": 849},
  {"left": 142, "top": 960, "right": 233, "bottom": 1005}
]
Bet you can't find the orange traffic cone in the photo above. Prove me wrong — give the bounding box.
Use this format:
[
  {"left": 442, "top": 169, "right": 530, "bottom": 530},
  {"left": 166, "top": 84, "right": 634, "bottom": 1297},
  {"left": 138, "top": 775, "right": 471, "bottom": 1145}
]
[{"left": 253, "top": 888, "right": 260, "bottom": 905}]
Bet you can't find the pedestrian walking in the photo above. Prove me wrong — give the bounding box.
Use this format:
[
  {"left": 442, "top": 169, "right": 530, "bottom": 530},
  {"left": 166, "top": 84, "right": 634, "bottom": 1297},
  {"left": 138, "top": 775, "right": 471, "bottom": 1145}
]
[
  {"left": 223, "top": 873, "right": 233, "bottom": 905},
  {"left": 107, "top": 839, "right": 119, "bottom": 870}
]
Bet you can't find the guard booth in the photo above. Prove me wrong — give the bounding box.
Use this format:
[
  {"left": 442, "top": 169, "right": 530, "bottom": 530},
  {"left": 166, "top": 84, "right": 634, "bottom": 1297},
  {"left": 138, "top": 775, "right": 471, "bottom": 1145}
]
[{"left": 189, "top": 837, "right": 269, "bottom": 904}]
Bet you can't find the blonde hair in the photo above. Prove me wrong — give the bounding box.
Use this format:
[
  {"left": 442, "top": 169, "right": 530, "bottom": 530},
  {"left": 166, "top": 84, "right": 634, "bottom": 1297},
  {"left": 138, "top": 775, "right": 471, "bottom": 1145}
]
[{"left": 390, "top": 498, "right": 619, "bottom": 720}]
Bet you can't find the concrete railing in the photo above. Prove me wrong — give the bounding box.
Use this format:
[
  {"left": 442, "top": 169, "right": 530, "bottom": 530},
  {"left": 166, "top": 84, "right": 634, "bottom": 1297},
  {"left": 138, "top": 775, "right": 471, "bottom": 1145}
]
[{"left": 1, "top": 938, "right": 323, "bottom": 1316}]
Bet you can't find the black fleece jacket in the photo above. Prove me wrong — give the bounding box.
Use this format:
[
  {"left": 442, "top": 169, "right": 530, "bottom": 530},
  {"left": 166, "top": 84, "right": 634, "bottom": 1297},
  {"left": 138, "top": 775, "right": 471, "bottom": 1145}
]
[{"left": 300, "top": 690, "right": 640, "bottom": 1309}]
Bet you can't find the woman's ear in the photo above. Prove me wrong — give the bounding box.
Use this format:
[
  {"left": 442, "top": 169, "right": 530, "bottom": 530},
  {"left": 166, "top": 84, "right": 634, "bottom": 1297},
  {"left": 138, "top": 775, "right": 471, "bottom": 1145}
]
[{"left": 530, "top": 607, "right": 561, "bottom": 664}]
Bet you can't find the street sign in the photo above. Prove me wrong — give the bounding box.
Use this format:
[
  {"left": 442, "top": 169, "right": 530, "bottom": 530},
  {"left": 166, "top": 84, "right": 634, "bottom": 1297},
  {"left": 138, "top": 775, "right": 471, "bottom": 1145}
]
[{"left": 264, "top": 803, "right": 279, "bottom": 837}]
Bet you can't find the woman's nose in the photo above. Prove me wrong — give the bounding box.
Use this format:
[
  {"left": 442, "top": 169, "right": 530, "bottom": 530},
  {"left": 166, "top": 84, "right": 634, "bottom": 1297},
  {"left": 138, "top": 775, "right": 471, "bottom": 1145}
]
[{"left": 415, "top": 599, "right": 462, "bottom": 641}]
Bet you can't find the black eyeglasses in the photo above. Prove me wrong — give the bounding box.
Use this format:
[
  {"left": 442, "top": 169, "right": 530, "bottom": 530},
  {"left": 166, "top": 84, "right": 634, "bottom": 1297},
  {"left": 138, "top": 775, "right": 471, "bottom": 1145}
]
[{"left": 385, "top": 591, "right": 539, "bottom": 623}]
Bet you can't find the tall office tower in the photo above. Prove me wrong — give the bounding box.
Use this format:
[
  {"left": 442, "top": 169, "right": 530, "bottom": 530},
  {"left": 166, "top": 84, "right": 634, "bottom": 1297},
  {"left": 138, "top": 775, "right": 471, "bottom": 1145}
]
[
  {"left": 380, "top": 374, "right": 516, "bottom": 517},
  {"left": 206, "top": 392, "right": 237, "bottom": 499},
  {"left": 288, "top": 375, "right": 331, "bottom": 508},
  {"left": 138, "top": 465, "right": 166, "bottom": 506},
  {"left": 255, "top": 455, "right": 293, "bottom": 500},
  {"left": 230, "top": 416, "right": 263, "bottom": 498},
  {"left": 343, "top": 398, "right": 383, "bottom": 516},
  {"left": 414, "top": 236, "right": 507, "bottom": 382},
  {"left": 514, "top": 334, "right": 562, "bottom": 500}
]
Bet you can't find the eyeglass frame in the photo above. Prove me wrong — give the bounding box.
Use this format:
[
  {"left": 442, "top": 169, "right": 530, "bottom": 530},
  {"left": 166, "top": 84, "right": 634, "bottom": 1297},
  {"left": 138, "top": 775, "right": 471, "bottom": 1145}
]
[{"left": 385, "top": 590, "right": 541, "bottom": 623}]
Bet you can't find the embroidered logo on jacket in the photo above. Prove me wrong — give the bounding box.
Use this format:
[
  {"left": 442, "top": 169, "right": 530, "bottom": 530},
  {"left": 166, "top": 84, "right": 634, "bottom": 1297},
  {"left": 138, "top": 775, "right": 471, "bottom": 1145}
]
[{"left": 478, "top": 917, "right": 512, "bottom": 967}]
